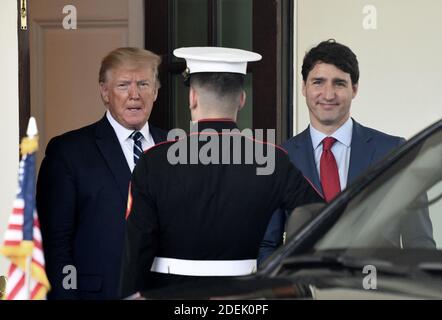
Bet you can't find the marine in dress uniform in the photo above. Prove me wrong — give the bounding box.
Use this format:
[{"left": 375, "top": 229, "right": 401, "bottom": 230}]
[{"left": 120, "top": 47, "right": 323, "bottom": 298}]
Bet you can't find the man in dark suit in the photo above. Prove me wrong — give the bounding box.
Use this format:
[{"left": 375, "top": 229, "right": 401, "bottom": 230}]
[
  {"left": 120, "top": 47, "right": 323, "bottom": 298},
  {"left": 258, "top": 39, "right": 435, "bottom": 265},
  {"left": 36, "top": 47, "right": 167, "bottom": 299}
]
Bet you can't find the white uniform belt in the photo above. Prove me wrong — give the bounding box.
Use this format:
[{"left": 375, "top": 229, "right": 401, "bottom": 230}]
[{"left": 150, "top": 257, "right": 257, "bottom": 276}]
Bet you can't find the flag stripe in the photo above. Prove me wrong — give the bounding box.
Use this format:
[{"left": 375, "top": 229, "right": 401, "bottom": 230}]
[
  {"left": 4, "top": 230, "right": 23, "bottom": 241},
  {"left": 7, "top": 273, "right": 25, "bottom": 300},
  {"left": 33, "top": 227, "right": 42, "bottom": 242},
  {"left": 12, "top": 208, "right": 24, "bottom": 215},
  {"left": 9, "top": 263, "right": 17, "bottom": 274},
  {"left": 9, "top": 214, "right": 24, "bottom": 224},
  {"left": 32, "top": 253, "right": 45, "bottom": 268},
  {"left": 4, "top": 240, "right": 22, "bottom": 246},
  {"left": 8, "top": 224, "right": 23, "bottom": 230},
  {"left": 6, "top": 267, "right": 23, "bottom": 295},
  {"left": 1, "top": 148, "right": 49, "bottom": 300},
  {"left": 31, "top": 282, "right": 44, "bottom": 299},
  {"left": 13, "top": 199, "right": 25, "bottom": 207},
  {"left": 34, "top": 239, "right": 43, "bottom": 250}
]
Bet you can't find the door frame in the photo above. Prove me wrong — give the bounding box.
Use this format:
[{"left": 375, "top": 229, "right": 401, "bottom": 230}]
[
  {"left": 18, "top": 0, "right": 30, "bottom": 141},
  {"left": 145, "top": 0, "right": 293, "bottom": 143}
]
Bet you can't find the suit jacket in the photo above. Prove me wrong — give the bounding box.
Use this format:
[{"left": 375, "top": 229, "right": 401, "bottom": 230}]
[
  {"left": 36, "top": 115, "right": 166, "bottom": 299},
  {"left": 258, "top": 119, "right": 435, "bottom": 265}
]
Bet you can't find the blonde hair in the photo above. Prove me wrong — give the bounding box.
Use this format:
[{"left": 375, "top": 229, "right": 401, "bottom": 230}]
[{"left": 99, "top": 47, "right": 162, "bottom": 88}]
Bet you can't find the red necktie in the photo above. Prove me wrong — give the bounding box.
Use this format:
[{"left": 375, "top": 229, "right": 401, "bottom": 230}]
[{"left": 320, "top": 137, "right": 341, "bottom": 202}]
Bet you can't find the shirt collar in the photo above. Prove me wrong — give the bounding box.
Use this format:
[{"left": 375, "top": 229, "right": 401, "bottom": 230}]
[
  {"left": 309, "top": 117, "right": 353, "bottom": 150},
  {"left": 106, "top": 110, "right": 150, "bottom": 143}
]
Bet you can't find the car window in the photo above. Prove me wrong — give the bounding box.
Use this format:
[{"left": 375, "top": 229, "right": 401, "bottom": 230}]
[
  {"left": 312, "top": 129, "right": 442, "bottom": 258},
  {"left": 428, "top": 179, "right": 442, "bottom": 246}
]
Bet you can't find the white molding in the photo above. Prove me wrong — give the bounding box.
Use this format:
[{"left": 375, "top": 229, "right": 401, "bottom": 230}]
[
  {"left": 31, "top": 19, "right": 129, "bottom": 28},
  {"left": 292, "top": 0, "right": 298, "bottom": 135}
]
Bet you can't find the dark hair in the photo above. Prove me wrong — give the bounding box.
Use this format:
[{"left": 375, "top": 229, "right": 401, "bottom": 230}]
[
  {"left": 190, "top": 72, "right": 244, "bottom": 98},
  {"left": 301, "top": 39, "right": 359, "bottom": 85}
]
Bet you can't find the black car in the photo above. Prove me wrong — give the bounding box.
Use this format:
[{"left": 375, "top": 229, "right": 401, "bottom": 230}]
[{"left": 141, "top": 119, "right": 442, "bottom": 300}]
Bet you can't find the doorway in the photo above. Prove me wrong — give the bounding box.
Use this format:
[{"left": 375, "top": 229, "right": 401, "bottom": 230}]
[
  {"left": 19, "top": 0, "right": 293, "bottom": 159},
  {"left": 145, "top": 0, "right": 293, "bottom": 143}
]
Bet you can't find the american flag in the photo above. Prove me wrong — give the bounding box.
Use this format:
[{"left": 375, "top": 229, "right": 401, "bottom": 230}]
[{"left": 0, "top": 122, "right": 50, "bottom": 300}]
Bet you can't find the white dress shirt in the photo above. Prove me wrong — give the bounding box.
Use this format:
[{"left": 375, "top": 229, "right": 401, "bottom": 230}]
[
  {"left": 106, "top": 111, "right": 155, "bottom": 172},
  {"left": 309, "top": 117, "right": 353, "bottom": 190}
]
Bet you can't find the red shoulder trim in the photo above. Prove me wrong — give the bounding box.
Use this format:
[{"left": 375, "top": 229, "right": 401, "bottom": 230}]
[
  {"left": 143, "top": 132, "right": 289, "bottom": 159},
  {"left": 143, "top": 139, "right": 180, "bottom": 155},
  {"left": 196, "top": 118, "right": 235, "bottom": 123},
  {"left": 187, "top": 131, "right": 289, "bottom": 155}
]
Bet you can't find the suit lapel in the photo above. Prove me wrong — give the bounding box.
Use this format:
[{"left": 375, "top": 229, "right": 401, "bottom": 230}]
[
  {"left": 149, "top": 125, "right": 167, "bottom": 144},
  {"left": 348, "top": 120, "right": 376, "bottom": 183},
  {"left": 289, "top": 128, "right": 322, "bottom": 193},
  {"left": 95, "top": 116, "right": 131, "bottom": 202}
]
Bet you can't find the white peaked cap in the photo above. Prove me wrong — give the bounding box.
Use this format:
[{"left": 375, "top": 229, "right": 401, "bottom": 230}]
[{"left": 173, "top": 47, "right": 262, "bottom": 75}]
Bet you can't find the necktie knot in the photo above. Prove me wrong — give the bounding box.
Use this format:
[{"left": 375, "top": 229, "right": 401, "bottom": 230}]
[
  {"left": 131, "top": 131, "right": 143, "bottom": 142},
  {"left": 322, "top": 137, "right": 337, "bottom": 151}
]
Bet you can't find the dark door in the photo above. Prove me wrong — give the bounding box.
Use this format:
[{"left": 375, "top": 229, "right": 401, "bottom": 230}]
[
  {"left": 145, "top": 0, "right": 292, "bottom": 143},
  {"left": 18, "top": 0, "right": 30, "bottom": 140}
]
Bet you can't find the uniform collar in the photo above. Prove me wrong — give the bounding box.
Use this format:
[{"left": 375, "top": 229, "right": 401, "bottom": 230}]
[{"left": 190, "top": 118, "right": 238, "bottom": 133}]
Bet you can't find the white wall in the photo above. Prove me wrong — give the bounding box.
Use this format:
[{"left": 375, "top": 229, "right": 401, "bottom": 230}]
[
  {"left": 0, "top": 0, "right": 20, "bottom": 275},
  {"left": 294, "top": 0, "right": 442, "bottom": 138}
]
